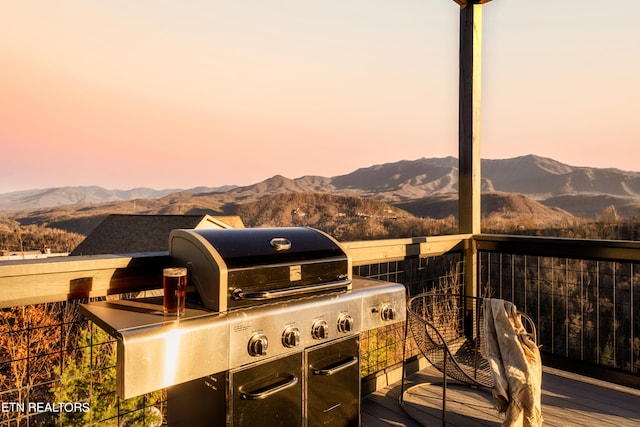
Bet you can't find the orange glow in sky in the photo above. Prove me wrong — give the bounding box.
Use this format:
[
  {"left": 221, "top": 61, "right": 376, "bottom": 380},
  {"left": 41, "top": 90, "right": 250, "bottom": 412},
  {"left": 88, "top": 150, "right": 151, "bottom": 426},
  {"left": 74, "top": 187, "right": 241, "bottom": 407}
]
[{"left": 1, "top": 1, "right": 639, "bottom": 193}]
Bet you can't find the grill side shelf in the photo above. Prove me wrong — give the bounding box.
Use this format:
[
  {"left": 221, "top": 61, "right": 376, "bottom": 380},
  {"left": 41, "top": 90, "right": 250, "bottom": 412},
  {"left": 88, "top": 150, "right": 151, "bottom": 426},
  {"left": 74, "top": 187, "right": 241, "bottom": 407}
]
[{"left": 79, "top": 300, "right": 229, "bottom": 399}]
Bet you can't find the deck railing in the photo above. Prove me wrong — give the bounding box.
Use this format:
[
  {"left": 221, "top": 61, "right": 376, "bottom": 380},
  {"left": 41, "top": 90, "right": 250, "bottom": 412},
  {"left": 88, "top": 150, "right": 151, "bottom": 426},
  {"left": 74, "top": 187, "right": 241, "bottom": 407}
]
[
  {"left": 2, "top": 233, "right": 640, "bottom": 425},
  {"left": 476, "top": 234, "right": 640, "bottom": 387}
]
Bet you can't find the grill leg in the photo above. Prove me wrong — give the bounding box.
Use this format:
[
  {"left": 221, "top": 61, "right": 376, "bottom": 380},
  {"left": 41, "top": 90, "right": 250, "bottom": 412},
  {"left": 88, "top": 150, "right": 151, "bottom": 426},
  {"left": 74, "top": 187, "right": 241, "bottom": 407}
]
[
  {"left": 442, "top": 349, "right": 447, "bottom": 426},
  {"left": 399, "top": 316, "right": 410, "bottom": 405}
]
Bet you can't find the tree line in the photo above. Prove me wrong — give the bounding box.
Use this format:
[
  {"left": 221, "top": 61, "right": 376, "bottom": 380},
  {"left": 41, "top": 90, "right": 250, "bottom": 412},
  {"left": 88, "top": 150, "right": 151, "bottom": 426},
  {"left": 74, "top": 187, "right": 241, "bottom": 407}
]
[{"left": 0, "top": 219, "right": 83, "bottom": 255}]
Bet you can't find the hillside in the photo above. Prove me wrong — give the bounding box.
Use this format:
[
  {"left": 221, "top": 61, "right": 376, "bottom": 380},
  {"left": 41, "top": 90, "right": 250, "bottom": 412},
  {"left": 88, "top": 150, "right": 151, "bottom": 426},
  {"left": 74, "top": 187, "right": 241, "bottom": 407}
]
[
  {"left": 541, "top": 194, "right": 640, "bottom": 218},
  {"left": 2, "top": 188, "right": 577, "bottom": 241},
  {"left": 234, "top": 193, "right": 438, "bottom": 240},
  {"left": 0, "top": 192, "right": 459, "bottom": 246},
  {"left": 331, "top": 157, "right": 459, "bottom": 197},
  {"left": 396, "top": 192, "right": 574, "bottom": 225},
  {"left": 236, "top": 192, "right": 409, "bottom": 227},
  {"left": 2, "top": 155, "right": 640, "bottom": 229},
  {"left": 4, "top": 192, "right": 233, "bottom": 235},
  {"left": 0, "top": 185, "right": 236, "bottom": 211},
  {"left": 482, "top": 156, "right": 640, "bottom": 199}
]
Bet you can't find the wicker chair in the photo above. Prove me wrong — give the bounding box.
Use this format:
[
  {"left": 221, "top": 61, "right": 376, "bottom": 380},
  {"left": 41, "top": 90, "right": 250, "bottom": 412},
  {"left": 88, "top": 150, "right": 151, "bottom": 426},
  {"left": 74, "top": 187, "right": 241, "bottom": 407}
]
[{"left": 399, "top": 292, "right": 536, "bottom": 425}]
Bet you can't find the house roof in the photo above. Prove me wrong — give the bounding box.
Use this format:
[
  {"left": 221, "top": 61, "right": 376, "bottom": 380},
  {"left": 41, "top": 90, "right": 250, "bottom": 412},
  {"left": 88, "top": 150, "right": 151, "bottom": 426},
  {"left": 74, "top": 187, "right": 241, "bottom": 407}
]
[{"left": 70, "top": 214, "right": 244, "bottom": 255}]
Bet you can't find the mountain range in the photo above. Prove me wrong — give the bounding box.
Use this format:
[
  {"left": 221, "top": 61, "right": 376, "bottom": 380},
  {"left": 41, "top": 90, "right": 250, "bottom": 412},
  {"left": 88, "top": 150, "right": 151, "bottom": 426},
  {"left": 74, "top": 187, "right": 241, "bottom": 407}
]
[
  {"left": 2, "top": 155, "right": 640, "bottom": 225},
  {"left": 0, "top": 185, "right": 237, "bottom": 211}
]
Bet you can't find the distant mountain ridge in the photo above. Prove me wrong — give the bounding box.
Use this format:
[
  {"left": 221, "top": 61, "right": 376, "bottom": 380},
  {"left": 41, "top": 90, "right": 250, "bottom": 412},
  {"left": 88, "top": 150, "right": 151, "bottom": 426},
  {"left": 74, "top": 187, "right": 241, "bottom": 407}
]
[
  {"left": 2, "top": 155, "right": 640, "bottom": 218},
  {"left": 0, "top": 185, "right": 237, "bottom": 211},
  {"left": 482, "top": 156, "right": 640, "bottom": 198}
]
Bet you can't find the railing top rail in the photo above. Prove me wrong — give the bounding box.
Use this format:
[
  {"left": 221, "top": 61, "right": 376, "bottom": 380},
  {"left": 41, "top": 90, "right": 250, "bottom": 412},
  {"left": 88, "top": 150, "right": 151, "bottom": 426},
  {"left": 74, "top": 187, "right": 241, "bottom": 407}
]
[
  {"left": 475, "top": 233, "right": 640, "bottom": 263},
  {"left": 344, "top": 234, "right": 469, "bottom": 265},
  {"left": 0, "top": 235, "right": 470, "bottom": 308},
  {"left": 4, "top": 233, "right": 640, "bottom": 308},
  {"left": 0, "top": 252, "right": 170, "bottom": 308}
]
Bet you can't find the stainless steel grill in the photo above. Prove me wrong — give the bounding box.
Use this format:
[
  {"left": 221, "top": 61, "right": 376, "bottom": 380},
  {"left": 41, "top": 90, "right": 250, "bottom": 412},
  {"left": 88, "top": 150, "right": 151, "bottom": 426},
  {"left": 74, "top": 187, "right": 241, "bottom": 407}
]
[{"left": 80, "top": 227, "right": 406, "bottom": 427}]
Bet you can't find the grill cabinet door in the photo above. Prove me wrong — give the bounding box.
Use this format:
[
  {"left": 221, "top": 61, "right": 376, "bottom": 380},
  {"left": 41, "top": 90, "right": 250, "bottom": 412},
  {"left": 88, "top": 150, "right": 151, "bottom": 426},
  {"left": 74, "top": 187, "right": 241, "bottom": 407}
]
[
  {"left": 231, "top": 352, "right": 303, "bottom": 427},
  {"left": 306, "top": 336, "right": 360, "bottom": 427},
  {"left": 167, "top": 371, "right": 227, "bottom": 426}
]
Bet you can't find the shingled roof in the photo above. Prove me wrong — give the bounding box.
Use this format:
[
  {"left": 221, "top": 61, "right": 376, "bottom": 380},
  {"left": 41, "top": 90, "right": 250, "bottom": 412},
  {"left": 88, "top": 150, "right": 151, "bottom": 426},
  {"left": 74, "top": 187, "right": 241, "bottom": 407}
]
[{"left": 70, "top": 214, "right": 244, "bottom": 256}]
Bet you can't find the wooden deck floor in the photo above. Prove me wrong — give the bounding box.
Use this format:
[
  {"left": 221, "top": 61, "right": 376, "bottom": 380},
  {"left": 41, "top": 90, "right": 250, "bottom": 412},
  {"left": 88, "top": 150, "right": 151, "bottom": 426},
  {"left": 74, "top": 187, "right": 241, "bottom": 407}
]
[{"left": 361, "top": 365, "right": 640, "bottom": 427}]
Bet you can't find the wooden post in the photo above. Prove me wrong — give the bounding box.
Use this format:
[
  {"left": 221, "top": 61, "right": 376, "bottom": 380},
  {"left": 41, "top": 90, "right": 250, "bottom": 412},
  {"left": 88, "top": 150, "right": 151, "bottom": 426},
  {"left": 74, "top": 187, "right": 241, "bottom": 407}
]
[
  {"left": 458, "top": 1, "right": 484, "bottom": 236},
  {"left": 456, "top": 1, "right": 490, "bottom": 297}
]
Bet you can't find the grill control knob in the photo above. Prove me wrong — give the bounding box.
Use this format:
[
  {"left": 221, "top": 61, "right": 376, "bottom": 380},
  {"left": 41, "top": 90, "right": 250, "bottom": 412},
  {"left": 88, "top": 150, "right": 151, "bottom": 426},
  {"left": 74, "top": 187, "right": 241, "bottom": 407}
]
[
  {"left": 281, "top": 327, "right": 301, "bottom": 348},
  {"left": 337, "top": 314, "right": 354, "bottom": 333},
  {"left": 380, "top": 304, "right": 397, "bottom": 322},
  {"left": 311, "top": 320, "right": 329, "bottom": 340},
  {"left": 248, "top": 333, "right": 268, "bottom": 356}
]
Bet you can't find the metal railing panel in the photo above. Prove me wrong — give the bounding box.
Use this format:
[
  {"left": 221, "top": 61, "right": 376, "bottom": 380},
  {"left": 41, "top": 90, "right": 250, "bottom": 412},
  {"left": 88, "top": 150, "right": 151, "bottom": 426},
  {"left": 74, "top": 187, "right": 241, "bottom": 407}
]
[{"left": 477, "top": 234, "right": 640, "bottom": 382}]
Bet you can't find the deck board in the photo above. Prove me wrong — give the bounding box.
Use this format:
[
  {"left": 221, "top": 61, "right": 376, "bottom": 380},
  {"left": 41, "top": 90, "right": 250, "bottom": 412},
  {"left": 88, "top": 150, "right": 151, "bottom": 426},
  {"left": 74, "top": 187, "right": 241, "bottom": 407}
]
[{"left": 361, "top": 365, "right": 640, "bottom": 426}]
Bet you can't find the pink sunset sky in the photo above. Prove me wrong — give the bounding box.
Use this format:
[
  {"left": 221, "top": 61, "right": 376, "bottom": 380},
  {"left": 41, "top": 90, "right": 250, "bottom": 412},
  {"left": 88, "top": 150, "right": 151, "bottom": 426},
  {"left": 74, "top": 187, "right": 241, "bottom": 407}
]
[{"left": 1, "top": 1, "right": 639, "bottom": 194}]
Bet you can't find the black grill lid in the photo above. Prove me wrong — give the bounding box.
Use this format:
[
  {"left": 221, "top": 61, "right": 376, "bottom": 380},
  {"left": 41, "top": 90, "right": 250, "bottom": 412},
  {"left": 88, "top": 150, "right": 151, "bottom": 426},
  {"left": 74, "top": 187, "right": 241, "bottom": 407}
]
[
  {"left": 193, "top": 227, "right": 346, "bottom": 269},
  {"left": 169, "top": 227, "right": 352, "bottom": 311}
]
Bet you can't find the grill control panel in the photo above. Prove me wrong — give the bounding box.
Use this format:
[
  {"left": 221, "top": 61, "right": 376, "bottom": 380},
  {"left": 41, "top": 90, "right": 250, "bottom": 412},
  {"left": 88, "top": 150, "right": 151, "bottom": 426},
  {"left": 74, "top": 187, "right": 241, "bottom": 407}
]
[
  {"left": 226, "top": 277, "right": 405, "bottom": 368},
  {"left": 228, "top": 292, "right": 361, "bottom": 366}
]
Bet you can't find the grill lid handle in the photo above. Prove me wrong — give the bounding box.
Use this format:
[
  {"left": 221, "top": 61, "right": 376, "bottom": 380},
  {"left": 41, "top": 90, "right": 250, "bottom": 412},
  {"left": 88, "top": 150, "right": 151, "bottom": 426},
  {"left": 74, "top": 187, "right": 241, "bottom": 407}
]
[
  {"left": 269, "top": 237, "right": 291, "bottom": 251},
  {"left": 231, "top": 279, "right": 351, "bottom": 301}
]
